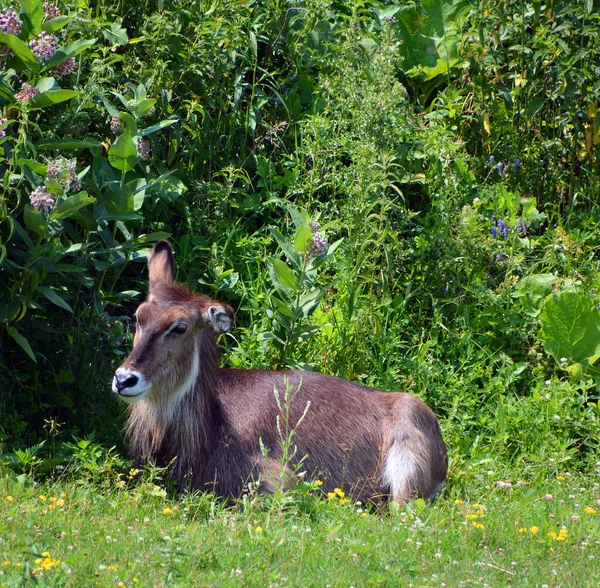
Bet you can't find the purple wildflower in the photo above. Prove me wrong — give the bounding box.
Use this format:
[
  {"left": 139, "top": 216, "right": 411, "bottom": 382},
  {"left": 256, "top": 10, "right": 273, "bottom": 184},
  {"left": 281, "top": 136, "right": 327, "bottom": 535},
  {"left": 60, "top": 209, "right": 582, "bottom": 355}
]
[
  {"left": 137, "top": 138, "right": 151, "bottom": 160},
  {"left": 590, "top": 289, "right": 595, "bottom": 299},
  {"left": 489, "top": 155, "right": 495, "bottom": 166},
  {"left": 497, "top": 219, "right": 504, "bottom": 231},
  {"left": 53, "top": 57, "right": 77, "bottom": 76},
  {"left": 15, "top": 82, "right": 40, "bottom": 103},
  {"left": 308, "top": 220, "right": 321, "bottom": 232},
  {"left": 0, "top": 7, "right": 22, "bottom": 35},
  {"left": 291, "top": 75, "right": 297, "bottom": 82},
  {"left": 491, "top": 226, "right": 497, "bottom": 239},
  {"left": 516, "top": 220, "right": 527, "bottom": 235},
  {"left": 502, "top": 225, "right": 509, "bottom": 239},
  {"left": 274, "top": 96, "right": 280, "bottom": 105},
  {"left": 29, "top": 186, "right": 55, "bottom": 211},
  {"left": 47, "top": 157, "right": 81, "bottom": 192},
  {"left": 0, "top": 117, "right": 7, "bottom": 139},
  {"left": 308, "top": 232, "right": 328, "bottom": 257},
  {"left": 445, "top": 282, "right": 449, "bottom": 293},
  {"left": 496, "top": 251, "right": 508, "bottom": 262},
  {"left": 110, "top": 116, "right": 122, "bottom": 134},
  {"left": 513, "top": 158, "right": 520, "bottom": 172},
  {"left": 29, "top": 31, "right": 58, "bottom": 62},
  {"left": 497, "top": 162, "right": 503, "bottom": 177},
  {"left": 43, "top": 2, "right": 61, "bottom": 20}
]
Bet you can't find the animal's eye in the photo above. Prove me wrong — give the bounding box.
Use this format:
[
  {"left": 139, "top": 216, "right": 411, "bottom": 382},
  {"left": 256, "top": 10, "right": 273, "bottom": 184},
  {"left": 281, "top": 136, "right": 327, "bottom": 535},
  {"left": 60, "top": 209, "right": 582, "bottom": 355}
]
[{"left": 171, "top": 322, "right": 188, "bottom": 335}]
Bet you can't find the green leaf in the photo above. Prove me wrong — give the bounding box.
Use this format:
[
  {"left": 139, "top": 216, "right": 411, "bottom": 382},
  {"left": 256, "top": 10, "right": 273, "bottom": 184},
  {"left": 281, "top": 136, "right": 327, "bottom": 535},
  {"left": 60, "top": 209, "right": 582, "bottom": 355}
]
[
  {"left": 539, "top": 291, "right": 600, "bottom": 367},
  {"left": 0, "top": 33, "right": 38, "bottom": 69},
  {"left": 108, "top": 133, "right": 138, "bottom": 171},
  {"left": 37, "top": 138, "right": 101, "bottom": 150},
  {"left": 103, "top": 22, "right": 129, "bottom": 46},
  {"left": 514, "top": 274, "right": 557, "bottom": 317},
  {"left": 42, "top": 38, "right": 96, "bottom": 71},
  {"left": 23, "top": 204, "right": 49, "bottom": 238},
  {"left": 294, "top": 224, "right": 312, "bottom": 254},
  {"left": 525, "top": 97, "right": 545, "bottom": 119},
  {"left": 137, "top": 118, "right": 178, "bottom": 137},
  {"left": 119, "top": 112, "right": 137, "bottom": 135},
  {"left": 51, "top": 192, "right": 95, "bottom": 220},
  {"left": 0, "top": 302, "right": 20, "bottom": 323},
  {"left": 135, "top": 98, "right": 156, "bottom": 118},
  {"left": 268, "top": 258, "right": 299, "bottom": 292},
  {"left": 270, "top": 227, "right": 301, "bottom": 269},
  {"left": 6, "top": 326, "right": 36, "bottom": 362},
  {"left": 37, "top": 285, "right": 73, "bottom": 313},
  {"left": 35, "top": 77, "right": 59, "bottom": 92},
  {"left": 41, "top": 15, "right": 73, "bottom": 34},
  {"left": 20, "top": 0, "right": 44, "bottom": 33},
  {"left": 18, "top": 158, "right": 48, "bottom": 175},
  {"left": 27, "top": 89, "right": 80, "bottom": 110}
]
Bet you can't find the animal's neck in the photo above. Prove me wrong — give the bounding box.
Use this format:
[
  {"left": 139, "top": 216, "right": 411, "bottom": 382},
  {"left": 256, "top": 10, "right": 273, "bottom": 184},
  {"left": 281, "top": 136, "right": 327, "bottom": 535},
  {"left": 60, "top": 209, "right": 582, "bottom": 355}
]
[{"left": 126, "top": 330, "right": 223, "bottom": 474}]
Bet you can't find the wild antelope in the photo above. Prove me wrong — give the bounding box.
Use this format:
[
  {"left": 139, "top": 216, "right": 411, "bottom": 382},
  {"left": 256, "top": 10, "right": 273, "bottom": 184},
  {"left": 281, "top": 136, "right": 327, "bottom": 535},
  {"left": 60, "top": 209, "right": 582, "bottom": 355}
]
[{"left": 112, "top": 241, "right": 447, "bottom": 504}]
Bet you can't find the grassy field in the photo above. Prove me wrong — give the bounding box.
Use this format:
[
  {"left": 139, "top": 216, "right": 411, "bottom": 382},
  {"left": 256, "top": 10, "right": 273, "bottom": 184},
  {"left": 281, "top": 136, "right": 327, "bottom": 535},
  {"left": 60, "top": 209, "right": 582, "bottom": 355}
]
[{"left": 1, "top": 463, "right": 599, "bottom": 587}]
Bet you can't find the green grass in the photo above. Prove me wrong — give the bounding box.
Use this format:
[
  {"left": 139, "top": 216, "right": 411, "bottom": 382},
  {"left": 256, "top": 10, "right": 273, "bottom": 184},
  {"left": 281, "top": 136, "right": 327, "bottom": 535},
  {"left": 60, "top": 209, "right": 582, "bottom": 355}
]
[{"left": 1, "top": 466, "right": 599, "bottom": 586}]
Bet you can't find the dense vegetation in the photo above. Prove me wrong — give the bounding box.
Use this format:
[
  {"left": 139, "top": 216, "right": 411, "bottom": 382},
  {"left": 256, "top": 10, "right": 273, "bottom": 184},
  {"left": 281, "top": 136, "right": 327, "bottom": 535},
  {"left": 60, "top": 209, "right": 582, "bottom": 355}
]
[{"left": 1, "top": 0, "right": 599, "bottom": 584}]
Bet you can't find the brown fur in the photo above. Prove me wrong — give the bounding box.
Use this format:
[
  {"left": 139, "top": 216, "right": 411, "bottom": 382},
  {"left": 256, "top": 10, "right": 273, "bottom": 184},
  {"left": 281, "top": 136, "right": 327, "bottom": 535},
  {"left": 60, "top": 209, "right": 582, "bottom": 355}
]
[{"left": 117, "top": 241, "right": 447, "bottom": 503}]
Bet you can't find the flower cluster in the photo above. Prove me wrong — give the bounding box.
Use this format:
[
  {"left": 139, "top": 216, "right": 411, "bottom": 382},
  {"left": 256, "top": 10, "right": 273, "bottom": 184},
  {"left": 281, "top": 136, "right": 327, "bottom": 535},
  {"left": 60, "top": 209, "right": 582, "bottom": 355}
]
[
  {"left": 307, "top": 222, "right": 328, "bottom": 257},
  {"left": 29, "top": 186, "right": 55, "bottom": 212},
  {"left": 53, "top": 57, "right": 77, "bottom": 76},
  {"left": 489, "top": 155, "right": 520, "bottom": 177},
  {"left": 32, "top": 551, "right": 60, "bottom": 575},
  {"left": 43, "top": 2, "right": 61, "bottom": 20},
  {"left": 327, "top": 487, "right": 349, "bottom": 504},
  {"left": 137, "top": 138, "right": 151, "bottom": 160},
  {"left": 29, "top": 31, "right": 58, "bottom": 63},
  {"left": 518, "top": 525, "right": 539, "bottom": 535},
  {"left": 491, "top": 217, "right": 509, "bottom": 240},
  {"left": 549, "top": 528, "right": 568, "bottom": 541},
  {"left": 110, "top": 116, "right": 122, "bottom": 134},
  {"left": 0, "top": 6, "right": 22, "bottom": 35},
  {"left": 47, "top": 157, "right": 81, "bottom": 192},
  {"left": 0, "top": 117, "right": 8, "bottom": 139},
  {"left": 15, "top": 82, "right": 39, "bottom": 103}
]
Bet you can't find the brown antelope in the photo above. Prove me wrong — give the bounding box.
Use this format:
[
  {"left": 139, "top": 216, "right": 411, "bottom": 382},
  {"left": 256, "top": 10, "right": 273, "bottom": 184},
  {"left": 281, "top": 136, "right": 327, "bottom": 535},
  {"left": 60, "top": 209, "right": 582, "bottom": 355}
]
[{"left": 112, "top": 241, "right": 447, "bottom": 504}]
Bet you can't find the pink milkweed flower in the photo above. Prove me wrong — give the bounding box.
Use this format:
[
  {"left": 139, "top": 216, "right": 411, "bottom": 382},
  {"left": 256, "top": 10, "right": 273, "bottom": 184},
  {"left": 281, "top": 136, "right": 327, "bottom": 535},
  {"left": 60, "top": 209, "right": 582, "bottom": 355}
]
[
  {"left": 0, "top": 7, "right": 22, "bottom": 35},
  {"left": 29, "top": 186, "right": 55, "bottom": 211},
  {"left": 29, "top": 31, "right": 58, "bottom": 62}
]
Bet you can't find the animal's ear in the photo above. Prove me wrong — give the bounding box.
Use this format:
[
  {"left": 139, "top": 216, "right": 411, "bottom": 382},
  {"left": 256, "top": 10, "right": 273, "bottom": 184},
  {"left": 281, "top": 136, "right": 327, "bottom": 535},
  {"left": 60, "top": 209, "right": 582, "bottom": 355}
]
[
  {"left": 202, "top": 303, "right": 234, "bottom": 334},
  {"left": 148, "top": 240, "right": 175, "bottom": 287}
]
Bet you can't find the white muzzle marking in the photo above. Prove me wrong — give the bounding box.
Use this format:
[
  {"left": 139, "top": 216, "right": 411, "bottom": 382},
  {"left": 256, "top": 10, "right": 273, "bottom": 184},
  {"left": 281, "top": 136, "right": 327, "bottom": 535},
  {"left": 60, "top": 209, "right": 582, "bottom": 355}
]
[{"left": 112, "top": 367, "right": 150, "bottom": 403}]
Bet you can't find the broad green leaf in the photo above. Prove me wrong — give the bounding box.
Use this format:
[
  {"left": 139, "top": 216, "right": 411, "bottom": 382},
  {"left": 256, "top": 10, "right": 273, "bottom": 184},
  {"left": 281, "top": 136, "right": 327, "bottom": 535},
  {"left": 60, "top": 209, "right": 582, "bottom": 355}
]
[
  {"left": 51, "top": 192, "right": 95, "bottom": 220},
  {"left": 103, "top": 22, "right": 129, "bottom": 46},
  {"left": 37, "top": 138, "right": 101, "bottom": 150},
  {"left": 37, "top": 285, "right": 73, "bottom": 313},
  {"left": 514, "top": 274, "right": 557, "bottom": 317},
  {"left": 137, "top": 118, "right": 178, "bottom": 137},
  {"left": 41, "top": 15, "right": 73, "bottom": 34},
  {"left": 119, "top": 112, "right": 137, "bottom": 135},
  {"left": 270, "top": 227, "right": 301, "bottom": 269},
  {"left": 269, "top": 258, "right": 299, "bottom": 292},
  {"left": 35, "top": 77, "right": 59, "bottom": 92},
  {"left": 136, "top": 98, "right": 156, "bottom": 118},
  {"left": 20, "top": 0, "right": 44, "bottom": 33},
  {"left": 294, "top": 224, "right": 312, "bottom": 253},
  {"left": 525, "top": 97, "right": 545, "bottom": 119},
  {"left": 106, "top": 186, "right": 135, "bottom": 214},
  {"left": 18, "top": 158, "right": 48, "bottom": 175},
  {"left": 23, "top": 204, "right": 49, "bottom": 238},
  {"left": 539, "top": 291, "right": 600, "bottom": 367},
  {"left": 6, "top": 326, "right": 36, "bottom": 362},
  {"left": 27, "top": 89, "right": 80, "bottom": 110},
  {"left": 0, "top": 33, "right": 38, "bottom": 69},
  {"left": 108, "top": 133, "right": 138, "bottom": 171},
  {"left": 42, "top": 38, "right": 96, "bottom": 71}
]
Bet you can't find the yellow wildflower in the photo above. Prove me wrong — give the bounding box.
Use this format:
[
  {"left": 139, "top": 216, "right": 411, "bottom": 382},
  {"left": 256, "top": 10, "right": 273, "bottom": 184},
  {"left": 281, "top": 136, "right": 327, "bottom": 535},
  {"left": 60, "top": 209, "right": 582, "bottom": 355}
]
[
  {"left": 473, "top": 503, "right": 484, "bottom": 509},
  {"left": 339, "top": 498, "right": 349, "bottom": 505},
  {"left": 529, "top": 526, "right": 540, "bottom": 535},
  {"left": 49, "top": 497, "right": 57, "bottom": 503},
  {"left": 550, "top": 528, "right": 568, "bottom": 541},
  {"left": 162, "top": 507, "right": 173, "bottom": 515},
  {"left": 48, "top": 504, "right": 56, "bottom": 511},
  {"left": 316, "top": 480, "right": 323, "bottom": 486},
  {"left": 134, "top": 579, "right": 139, "bottom": 583},
  {"left": 557, "top": 475, "right": 565, "bottom": 481},
  {"left": 255, "top": 526, "right": 263, "bottom": 533},
  {"left": 35, "top": 558, "right": 43, "bottom": 565},
  {"left": 327, "top": 492, "right": 336, "bottom": 501},
  {"left": 1, "top": 561, "right": 11, "bottom": 567},
  {"left": 14, "top": 563, "right": 21, "bottom": 568},
  {"left": 454, "top": 499, "right": 464, "bottom": 505},
  {"left": 40, "top": 495, "right": 46, "bottom": 502},
  {"left": 60, "top": 493, "right": 67, "bottom": 499},
  {"left": 6, "top": 496, "right": 14, "bottom": 503},
  {"left": 106, "top": 565, "right": 118, "bottom": 572},
  {"left": 584, "top": 507, "right": 597, "bottom": 515},
  {"left": 334, "top": 488, "right": 345, "bottom": 498},
  {"left": 518, "top": 527, "right": 527, "bottom": 533},
  {"left": 118, "top": 583, "right": 126, "bottom": 588},
  {"left": 472, "top": 522, "right": 485, "bottom": 529},
  {"left": 467, "top": 514, "right": 479, "bottom": 520}
]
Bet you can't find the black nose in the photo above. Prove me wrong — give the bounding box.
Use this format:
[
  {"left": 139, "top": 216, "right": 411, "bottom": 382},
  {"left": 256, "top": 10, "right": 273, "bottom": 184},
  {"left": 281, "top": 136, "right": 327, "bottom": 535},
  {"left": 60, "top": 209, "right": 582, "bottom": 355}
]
[{"left": 115, "top": 373, "right": 139, "bottom": 392}]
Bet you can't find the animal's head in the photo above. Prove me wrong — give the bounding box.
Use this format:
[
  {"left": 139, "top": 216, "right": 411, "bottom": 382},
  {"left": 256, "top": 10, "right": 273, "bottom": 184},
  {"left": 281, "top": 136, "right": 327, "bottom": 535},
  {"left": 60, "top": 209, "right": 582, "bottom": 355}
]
[{"left": 112, "top": 240, "right": 234, "bottom": 404}]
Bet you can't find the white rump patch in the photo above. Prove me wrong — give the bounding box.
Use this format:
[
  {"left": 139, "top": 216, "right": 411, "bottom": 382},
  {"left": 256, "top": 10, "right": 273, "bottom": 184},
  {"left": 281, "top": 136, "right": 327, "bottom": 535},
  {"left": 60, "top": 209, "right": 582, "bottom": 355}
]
[{"left": 383, "top": 444, "right": 422, "bottom": 502}]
